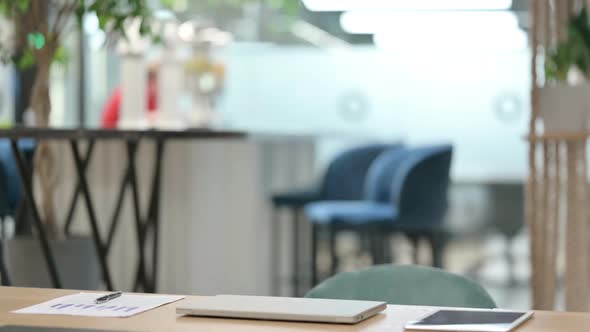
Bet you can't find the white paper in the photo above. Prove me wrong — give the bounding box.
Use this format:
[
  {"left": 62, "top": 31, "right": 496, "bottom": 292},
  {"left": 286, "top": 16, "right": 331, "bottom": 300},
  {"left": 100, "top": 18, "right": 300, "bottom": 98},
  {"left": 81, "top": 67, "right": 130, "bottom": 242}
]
[{"left": 13, "top": 292, "right": 185, "bottom": 318}]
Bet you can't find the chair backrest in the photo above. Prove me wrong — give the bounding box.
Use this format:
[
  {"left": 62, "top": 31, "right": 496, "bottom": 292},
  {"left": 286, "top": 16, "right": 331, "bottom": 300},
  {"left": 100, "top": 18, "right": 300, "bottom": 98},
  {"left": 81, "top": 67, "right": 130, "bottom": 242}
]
[
  {"left": 391, "top": 145, "right": 453, "bottom": 223},
  {"left": 319, "top": 143, "right": 400, "bottom": 201},
  {"left": 363, "top": 147, "right": 410, "bottom": 203},
  {"left": 0, "top": 139, "right": 36, "bottom": 213},
  {"left": 305, "top": 264, "right": 496, "bottom": 308}
]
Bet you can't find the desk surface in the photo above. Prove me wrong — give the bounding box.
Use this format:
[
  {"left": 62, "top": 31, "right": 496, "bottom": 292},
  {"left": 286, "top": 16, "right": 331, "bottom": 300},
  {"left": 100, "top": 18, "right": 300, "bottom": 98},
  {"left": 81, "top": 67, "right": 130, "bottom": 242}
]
[
  {"left": 0, "top": 128, "right": 246, "bottom": 140},
  {"left": 1, "top": 287, "right": 589, "bottom": 332}
]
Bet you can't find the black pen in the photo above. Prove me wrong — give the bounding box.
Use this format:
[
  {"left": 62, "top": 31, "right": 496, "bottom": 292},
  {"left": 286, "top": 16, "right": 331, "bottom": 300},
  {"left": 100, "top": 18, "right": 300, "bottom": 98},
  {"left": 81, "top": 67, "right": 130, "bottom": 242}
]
[{"left": 95, "top": 291, "right": 123, "bottom": 304}]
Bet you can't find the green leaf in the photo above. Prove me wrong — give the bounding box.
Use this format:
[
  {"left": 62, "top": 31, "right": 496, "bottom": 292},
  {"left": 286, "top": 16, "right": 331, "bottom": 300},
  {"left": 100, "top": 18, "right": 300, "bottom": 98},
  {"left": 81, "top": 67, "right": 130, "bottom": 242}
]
[
  {"left": 160, "top": 0, "right": 176, "bottom": 9},
  {"left": 16, "top": 0, "right": 30, "bottom": 12},
  {"left": 282, "top": 0, "right": 300, "bottom": 16},
  {"left": 53, "top": 46, "right": 68, "bottom": 65},
  {"left": 0, "top": 2, "right": 8, "bottom": 16},
  {"left": 88, "top": 1, "right": 99, "bottom": 12},
  {"left": 27, "top": 32, "right": 46, "bottom": 50},
  {"left": 139, "top": 17, "right": 150, "bottom": 35},
  {"left": 17, "top": 49, "right": 36, "bottom": 69},
  {"left": 85, "top": 0, "right": 153, "bottom": 38},
  {"left": 98, "top": 15, "right": 108, "bottom": 30},
  {"left": 75, "top": 6, "right": 86, "bottom": 27},
  {"left": 545, "top": 7, "right": 590, "bottom": 82}
]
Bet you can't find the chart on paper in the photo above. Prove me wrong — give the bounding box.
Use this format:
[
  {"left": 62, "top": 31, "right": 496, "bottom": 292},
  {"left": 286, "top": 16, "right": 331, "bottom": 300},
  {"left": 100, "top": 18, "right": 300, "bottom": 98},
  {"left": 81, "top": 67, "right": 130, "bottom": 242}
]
[
  {"left": 13, "top": 292, "right": 185, "bottom": 318},
  {"left": 49, "top": 303, "right": 140, "bottom": 313}
]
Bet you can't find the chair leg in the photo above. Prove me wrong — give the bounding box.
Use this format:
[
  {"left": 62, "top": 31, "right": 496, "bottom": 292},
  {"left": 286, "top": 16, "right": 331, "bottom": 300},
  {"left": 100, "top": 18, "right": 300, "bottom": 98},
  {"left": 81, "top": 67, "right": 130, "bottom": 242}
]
[
  {"left": 0, "top": 221, "right": 11, "bottom": 286},
  {"left": 329, "top": 225, "right": 338, "bottom": 276},
  {"left": 428, "top": 232, "right": 445, "bottom": 269},
  {"left": 368, "top": 230, "right": 382, "bottom": 264},
  {"left": 380, "top": 233, "right": 392, "bottom": 264},
  {"left": 359, "top": 231, "right": 370, "bottom": 258},
  {"left": 408, "top": 235, "right": 420, "bottom": 265},
  {"left": 505, "top": 236, "right": 517, "bottom": 286},
  {"left": 311, "top": 223, "right": 318, "bottom": 288},
  {"left": 291, "top": 208, "right": 301, "bottom": 296},
  {"left": 270, "top": 207, "right": 280, "bottom": 296},
  {"left": 14, "top": 200, "right": 32, "bottom": 236},
  {"left": 0, "top": 216, "right": 4, "bottom": 239},
  {"left": 0, "top": 260, "right": 10, "bottom": 286}
]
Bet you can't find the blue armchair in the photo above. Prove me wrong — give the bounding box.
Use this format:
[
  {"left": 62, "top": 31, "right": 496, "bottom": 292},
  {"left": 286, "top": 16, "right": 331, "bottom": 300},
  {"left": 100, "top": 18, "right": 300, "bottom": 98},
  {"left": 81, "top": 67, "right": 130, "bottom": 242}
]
[
  {"left": 305, "top": 145, "right": 453, "bottom": 286},
  {"left": 385, "top": 144, "right": 453, "bottom": 268},
  {"left": 270, "top": 143, "right": 400, "bottom": 295},
  {"left": 0, "top": 138, "right": 36, "bottom": 286},
  {"left": 0, "top": 139, "right": 35, "bottom": 221},
  {"left": 0, "top": 159, "right": 10, "bottom": 286}
]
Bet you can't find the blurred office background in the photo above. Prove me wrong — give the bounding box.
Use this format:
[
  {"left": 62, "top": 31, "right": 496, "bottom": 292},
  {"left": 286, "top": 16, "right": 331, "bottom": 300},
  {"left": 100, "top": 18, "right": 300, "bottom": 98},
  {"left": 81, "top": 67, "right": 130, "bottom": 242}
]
[{"left": 0, "top": 0, "right": 535, "bottom": 310}]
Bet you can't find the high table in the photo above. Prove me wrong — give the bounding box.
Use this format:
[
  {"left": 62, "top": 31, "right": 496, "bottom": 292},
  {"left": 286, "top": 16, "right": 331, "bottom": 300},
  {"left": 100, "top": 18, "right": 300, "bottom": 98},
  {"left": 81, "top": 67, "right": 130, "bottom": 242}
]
[
  {"left": 0, "top": 128, "right": 246, "bottom": 293},
  {"left": 0, "top": 287, "right": 589, "bottom": 332}
]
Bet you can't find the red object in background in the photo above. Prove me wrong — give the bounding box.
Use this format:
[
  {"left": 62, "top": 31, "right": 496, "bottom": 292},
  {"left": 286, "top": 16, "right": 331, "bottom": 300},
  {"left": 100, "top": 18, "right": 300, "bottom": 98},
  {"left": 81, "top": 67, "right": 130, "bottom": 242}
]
[{"left": 101, "top": 80, "right": 158, "bottom": 128}]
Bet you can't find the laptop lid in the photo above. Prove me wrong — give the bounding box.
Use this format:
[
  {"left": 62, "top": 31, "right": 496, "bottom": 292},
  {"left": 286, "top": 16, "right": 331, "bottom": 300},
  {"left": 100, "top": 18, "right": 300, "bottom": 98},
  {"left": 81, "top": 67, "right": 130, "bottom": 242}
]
[{"left": 176, "top": 295, "right": 387, "bottom": 324}]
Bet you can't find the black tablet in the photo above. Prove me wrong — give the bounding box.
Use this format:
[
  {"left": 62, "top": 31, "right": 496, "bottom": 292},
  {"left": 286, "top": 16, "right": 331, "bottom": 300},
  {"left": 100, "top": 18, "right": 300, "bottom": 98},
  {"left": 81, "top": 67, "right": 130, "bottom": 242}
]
[{"left": 405, "top": 309, "right": 534, "bottom": 332}]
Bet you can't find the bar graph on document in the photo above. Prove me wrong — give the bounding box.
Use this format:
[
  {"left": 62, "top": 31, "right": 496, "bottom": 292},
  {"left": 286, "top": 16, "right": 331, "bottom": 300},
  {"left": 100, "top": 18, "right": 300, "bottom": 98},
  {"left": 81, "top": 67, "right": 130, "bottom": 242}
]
[
  {"left": 14, "top": 292, "right": 184, "bottom": 317},
  {"left": 49, "top": 302, "right": 139, "bottom": 313}
]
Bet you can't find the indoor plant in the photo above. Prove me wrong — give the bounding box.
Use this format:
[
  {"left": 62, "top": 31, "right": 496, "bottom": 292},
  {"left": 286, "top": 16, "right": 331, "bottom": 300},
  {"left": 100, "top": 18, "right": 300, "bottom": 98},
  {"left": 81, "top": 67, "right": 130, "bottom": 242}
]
[
  {"left": 541, "top": 7, "right": 590, "bottom": 133},
  {"left": 0, "top": 0, "right": 155, "bottom": 234},
  {"left": 0, "top": 0, "right": 154, "bottom": 289}
]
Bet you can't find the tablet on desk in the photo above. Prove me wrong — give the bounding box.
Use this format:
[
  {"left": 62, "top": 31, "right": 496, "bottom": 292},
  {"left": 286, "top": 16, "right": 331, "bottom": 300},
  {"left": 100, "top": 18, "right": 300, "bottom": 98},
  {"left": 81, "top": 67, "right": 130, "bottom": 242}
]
[
  {"left": 405, "top": 309, "right": 534, "bottom": 332},
  {"left": 176, "top": 295, "right": 387, "bottom": 324}
]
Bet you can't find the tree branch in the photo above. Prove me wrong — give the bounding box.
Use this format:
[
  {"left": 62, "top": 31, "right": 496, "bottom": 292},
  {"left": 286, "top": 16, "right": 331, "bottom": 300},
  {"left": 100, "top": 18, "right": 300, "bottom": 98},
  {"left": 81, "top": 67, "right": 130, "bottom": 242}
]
[
  {"left": 30, "top": 0, "right": 41, "bottom": 32},
  {"left": 52, "top": 1, "right": 70, "bottom": 35},
  {"left": 52, "top": 0, "right": 78, "bottom": 41}
]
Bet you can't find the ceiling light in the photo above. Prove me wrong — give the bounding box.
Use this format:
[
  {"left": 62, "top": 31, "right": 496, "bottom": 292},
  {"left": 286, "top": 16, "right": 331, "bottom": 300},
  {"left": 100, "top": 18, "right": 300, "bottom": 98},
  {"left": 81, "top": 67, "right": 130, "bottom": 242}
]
[
  {"left": 341, "top": 11, "right": 519, "bottom": 34},
  {"left": 302, "top": 0, "right": 512, "bottom": 12},
  {"left": 373, "top": 27, "right": 527, "bottom": 52}
]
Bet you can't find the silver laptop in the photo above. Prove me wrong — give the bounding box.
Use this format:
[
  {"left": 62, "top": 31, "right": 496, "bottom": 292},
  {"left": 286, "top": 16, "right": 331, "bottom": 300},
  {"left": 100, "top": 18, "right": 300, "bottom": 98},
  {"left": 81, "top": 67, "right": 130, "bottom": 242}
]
[{"left": 176, "top": 295, "right": 387, "bottom": 324}]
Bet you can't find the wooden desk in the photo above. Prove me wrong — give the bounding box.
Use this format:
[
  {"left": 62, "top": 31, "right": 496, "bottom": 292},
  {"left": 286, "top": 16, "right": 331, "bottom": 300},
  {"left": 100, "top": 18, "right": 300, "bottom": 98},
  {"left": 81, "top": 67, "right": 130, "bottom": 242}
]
[{"left": 1, "top": 287, "right": 590, "bottom": 332}]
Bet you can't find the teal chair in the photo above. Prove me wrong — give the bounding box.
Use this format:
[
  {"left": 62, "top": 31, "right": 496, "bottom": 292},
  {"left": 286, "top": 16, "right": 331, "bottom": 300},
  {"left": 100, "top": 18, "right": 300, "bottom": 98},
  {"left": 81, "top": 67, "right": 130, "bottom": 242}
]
[{"left": 305, "top": 265, "right": 496, "bottom": 309}]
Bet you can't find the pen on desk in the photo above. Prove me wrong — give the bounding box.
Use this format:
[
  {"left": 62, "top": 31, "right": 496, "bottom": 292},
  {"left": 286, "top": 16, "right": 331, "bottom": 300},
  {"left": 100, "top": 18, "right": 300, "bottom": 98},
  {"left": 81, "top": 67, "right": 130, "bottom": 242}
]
[{"left": 95, "top": 291, "right": 123, "bottom": 304}]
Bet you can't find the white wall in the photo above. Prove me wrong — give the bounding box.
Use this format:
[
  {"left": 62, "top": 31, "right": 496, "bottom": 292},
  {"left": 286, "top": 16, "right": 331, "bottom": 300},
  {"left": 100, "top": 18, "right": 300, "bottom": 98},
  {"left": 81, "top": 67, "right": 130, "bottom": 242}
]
[{"left": 218, "top": 45, "right": 531, "bottom": 182}]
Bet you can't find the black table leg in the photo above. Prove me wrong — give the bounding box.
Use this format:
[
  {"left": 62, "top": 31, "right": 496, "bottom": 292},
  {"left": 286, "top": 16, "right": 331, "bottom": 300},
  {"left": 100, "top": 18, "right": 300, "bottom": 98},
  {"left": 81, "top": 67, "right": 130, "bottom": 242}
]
[
  {"left": 0, "top": 217, "right": 7, "bottom": 285},
  {"left": 64, "top": 141, "right": 95, "bottom": 236},
  {"left": 130, "top": 140, "right": 165, "bottom": 293},
  {"left": 14, "top": 201, "right": 31, "bottom": 236},
  {"left": 10, "top": 139, "right": 62, "bottom": 288},
  {"left": 69, "top": 139, "right": 114, "bottom": 291},
  {"left": 104, "top": 168, "right": 131, "bottom": 254},
  {"left": 126, "top": 141, "right": 149, "bottom": 292},
  {"left": 146, "top": 140, "right": 165, "bottom": 293},
  {"left": 0, "top": 235, "right": 11, "bottom": 286}
]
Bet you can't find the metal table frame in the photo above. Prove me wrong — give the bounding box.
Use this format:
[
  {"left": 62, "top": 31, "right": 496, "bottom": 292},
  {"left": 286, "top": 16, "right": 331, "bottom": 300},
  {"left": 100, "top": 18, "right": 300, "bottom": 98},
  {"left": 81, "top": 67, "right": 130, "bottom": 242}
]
[{"left": 0, "top": 128, "right": 245, "bottom": 292}]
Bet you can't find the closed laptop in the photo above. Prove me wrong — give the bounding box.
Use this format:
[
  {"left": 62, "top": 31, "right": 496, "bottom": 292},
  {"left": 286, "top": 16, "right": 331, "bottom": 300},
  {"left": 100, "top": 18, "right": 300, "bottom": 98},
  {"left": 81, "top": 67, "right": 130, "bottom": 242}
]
[{"left": 176, "top": 295, "right": 387, "bottom": 324}]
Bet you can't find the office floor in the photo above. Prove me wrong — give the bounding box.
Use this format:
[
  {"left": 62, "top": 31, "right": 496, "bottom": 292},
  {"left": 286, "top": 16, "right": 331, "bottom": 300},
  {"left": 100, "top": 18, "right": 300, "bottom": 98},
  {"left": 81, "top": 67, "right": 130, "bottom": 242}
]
[{"left": 445, "top": 233, "right": 532, "bottom": 310}]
